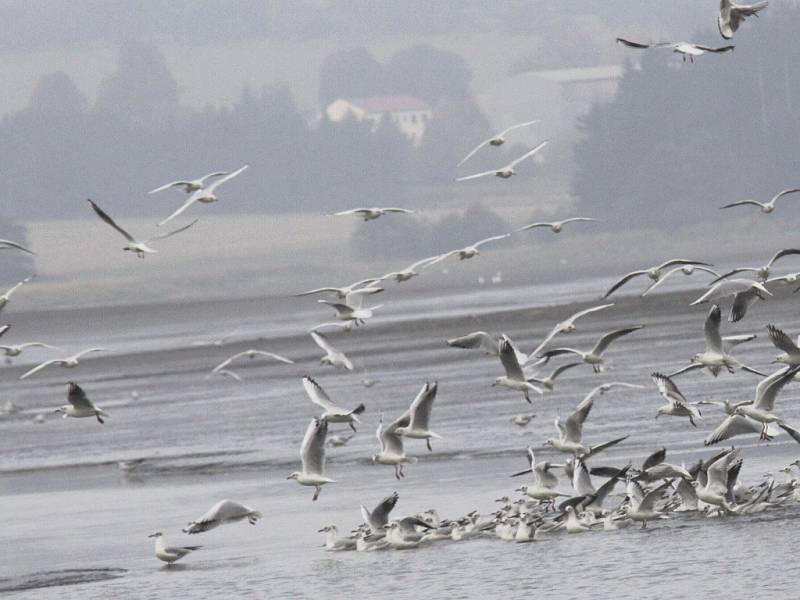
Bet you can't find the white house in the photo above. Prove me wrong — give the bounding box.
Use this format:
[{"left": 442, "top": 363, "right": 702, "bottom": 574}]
[{"left": 324, "top": 95, "right": 433, "bottom": 145}]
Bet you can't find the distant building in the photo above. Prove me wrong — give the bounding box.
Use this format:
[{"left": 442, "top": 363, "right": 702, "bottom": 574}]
[
  {"left": 478, "top": 64, "right": 624, "bottom": 153},
  {"left": 324, "top": 95, "right": 433, "bottom": 145}
]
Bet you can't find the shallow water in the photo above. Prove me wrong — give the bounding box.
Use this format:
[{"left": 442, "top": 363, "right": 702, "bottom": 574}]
[{"left": 2, "top": 278, "right": 800, "bottom": 599}]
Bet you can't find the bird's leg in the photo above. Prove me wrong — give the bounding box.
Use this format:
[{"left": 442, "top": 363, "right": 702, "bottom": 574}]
[
  {"left": 400, "top": 464, "right": 406, "bottom": 478},
  {"left": 350, "top": 422, "right": 357, "bottom": 433},
  {"left": 641, "top": 520, "right": 647, "bottom": 530},
  {"left": 313, "top": 486, "right": 321, "bottom": 501},
  {"left": 426, "top": 438, "right": 432, "bottom": 452},
  {"left": 394, "top": 465, "right": 401, "bottom": 480},
  {"left": 524, "top": 391, "right": 531, "bottom": 404}
]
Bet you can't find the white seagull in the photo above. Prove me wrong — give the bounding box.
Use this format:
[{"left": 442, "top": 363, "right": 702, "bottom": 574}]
[
  {"left": 718, "top": 0, "right": 769, "bottom": 40},
  {"left": 667, "top": 305, "right": 764, "bottom": 378},
  {"left": 604, "top": 259, "right": 712, "bottom": 298},
  {"left": 446, "top": 331, "right": 531, "bottom": 365},
  {"left": 302, "top": 376, "right": 365, "bottom": 432},
  {"left": 379, "top": 255, "right": 446, "bottom": 283},
  {"left": 159, "top": 164, "right": 248, "bottom": 227},
  {"left": 615, "top": 37, "right": 734, "bottom": 62},
  {"left": 720, "top": 187, "right": 799, "bottom": 213},
  {"left": 516, "top": 217, "right": 598, "bottom": 234},
  {"left": 373, "top": 413, "right": 416, "bottom": 479},
  {"left": 88, "top": 199, "right": 197, "bottom": 258},
  {"left": 650, "top": 373, "right": 702, "bottom": 426},
  {"left": 182, "top": 499, "right": 262, "bottom": 534},
  {"left": 287, "top": 417, "right": 334, "bottom": 501},
  {"left": 690, "top": 279, "right": 771, "bottom": 322},
  {"left": 20, "top": 348, "right": 105, "bottom": 380},
  {"left": 55, "top": 382, "right": 108, "bottom": 423},
  {"left": 455, "top": 141, "right": 548, "bottom": 181},
  {"left": 147, "top": 532, "right": 201, "bottom": 566},
  {"left": 492, "top": 336, "right": 544, "bottom": 403},
  {"left": 295, "top": 278, "right": 381, "bottom": 299},
  {"left": 0, "top": 277, "right": 32, "bottom": 314},
  {"left": 212, "top": 349, "right": 294, "bottom": 374},
  {"left": 640, "top": 265, "right": 720, "bottom": 296},
  {"left": 360, "top": 491, "right": 399, "bottom": 532},
  {"left": 528, "top": 303, "right": 614, "bottom": 359},
  {"left": 457, "top": 120, "right": 540, "bottom": 167},
  {"left": 395, "top": 381, "right": 442, "bottom": 451},
  {"left": 310, "top": 331, "right": 354, "bottom": 371},
  {"left": 148, "top": 170, "right": 230, "bottom": 195},
  {"left": 428, "top": 234, "right": 511, "bottom": 265},
  {"left": 767, "top": 324, "right": 800, "bottom": 365},
  {"left": 329, "top": 207, "right": 414, "bottom": 221},
  {"left": 538, "top": 326, "right": 643, "bottom": 373},
  {"left": 708, "top": 248, "right": 800, "bottom": 283}
]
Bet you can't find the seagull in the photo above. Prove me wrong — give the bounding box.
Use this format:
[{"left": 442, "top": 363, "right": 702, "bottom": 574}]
[
  {"left": 690, "top": 279, "right": 771, "bottom": 322},
  {"left": 147, "top": 532, "right": 201, "bottom": 566},
  {"left": 148, "top": 170, "right": 230, "bottom": 195},
  {"left": 211, "top": 349, "right": 294, "bottom": 374},
  {"left": 767, "top": 325, "right": 800, "bottom": 365},
  {"left": 395, "top": 381, "right": 442, "bottom": 451},
  {"left": 537, "top": 326, "right": 643, "bottom": 373},
  {"left": 733, "top": 366, "right": 800, "bottom": 439},
  {"left": 427, "top": 234, "right": 511, "bottom": 265},
  {"left": 718, "top": 0, "right": 769, "bottom": 39},
  {"left": 360, "top": 491, "right": 399, "bottom": 532},
  {"left": 378, "top": 255, "right": 444, "bottom": 283},
  {"left": 0, "top": 239, "right": 35, "bottom": 254},
  {"left": 516, "top": 218, "right": 598, "bottom": 234},
  {"left": 691, "top": 449, "right": 739, "bottom": 512},
  {"left": 528, "top": 303, "right": 614, "bottom": 359},
  {"left": 650, "top": 373, "right": 702, "bottom": 426},
  {"left": 329, "top": 207, "right": 414, "bottom": 221},
  {"left": 640, "top": 265, "right": 720, "bottom": 296},
  {"left": 603, "top": 259, "right": 712, "bottom": 298},
  {"left": 704, "top": 367, "right": 798, "bottom": 445},
  {"left": 287, "top": 417, "right": 334, "bottom": 501},
  {"left": 182, "top": 499, "right": 262, "bottom": 534},
  {"left": 708, "top": 248, "right": 800, "bottom": 283},
  {"left": 455, "top": 141, "right": 548, "bottom": 181},
  {"left": 295, "top": 278, "right": 381, "bottom": 299},
  {"left": 446, "top": 331, "right": 531, "bottom": 365},
  {"left": 513, "top": 447, "right": 569, "bottom": 509},
  {"left": 55, "top": 382, "right": 108, "bottom": 423},
  {"left": 457, "top": 120, "right": 540, "bottom": 166},
  {"left": 318, "top": 525, "right": 357, "bottom": 551},
  {"left": 720, "top": 187, "right": 798, "bottom": 213},
  {"left": 0, "top": 277, "right": 32, "bottom": 314},
  {"left": 326, "top": 434, "right": 354, "bottom": 448},
  {"left": 310, "top": 331, "right": 353, "bottom": 371},
  {"left": 0, "top": 342, "right": 59, "bottom": 359},
  {"left": 88, "top": 199, "right": 197, "bottom": 258},
  {"left": 624, "top": 480, "right": 672, "bottom": 528},
  {"left": 302, "top": 376, "right": 365, "bottom": 432},
  {"left": 492, "top": 336, "right": 544, "bottom": 402},
  {"left": 615, "top": 37, "right": 734, "bottom": 62},
  {"left": 667, "top": 305, "right": 764, "bottom": 378},
  {"left": 544, "top": 385, "right": 633, "bottom": 456},
  {"left": 159, "top": 164, "right": 248, "bottom": 227},
  {"left": 510, "top": 413, "right": 537, "bottom": 427},
  {"left": 317, "top": 297, "right": 382, "bottom": 326},
  {"left": 20, "top": 348, "right": 105, "bottom": 380},
  {"left": 372, "top": 413, "right": 416, "bottom": 479}
]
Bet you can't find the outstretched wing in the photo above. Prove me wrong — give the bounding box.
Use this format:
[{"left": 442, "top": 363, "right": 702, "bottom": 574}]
[
  {"left": 499, "top": 336, "right": 525, "bottom": 380},
  {"left": 615, "top": 37, "right": 653, "bottom": 49},
  {"left": 158, "top": 194, "right": 201, "bottom": 227},
  {"left": 719, "top": 200, "right": 764, "bottom": 210},
  {"left": 300, "top": 418, "right": 328, "bottom": 475},
  {"left": 204, "top": 164, "right": 249, "bottom": 194},
  {"left": 302, "top": 376, "right": 339, "bottom": 412},
  {"left": 67, "top": 382, "right": 95, "bottom": 410},
  {"left": 446, "top": 331, "right": 497, "bottom": 355},
  {"left": 767, "top": 324, "right": 799, "bottom": 354},
  {"left": 146, "top": 219, "right": 198, "bottom": 243},
  {"left": 651, "top": 373, "right": 687, "bottom": 406},
  {"left": 506, "top": 140, "right": 548, "bottom": 169},
  {"left": 409, "top": 381, "right": 437, "bottom": 431},
  {"left": 591, "top": 326, "right": 642, "bottom": 356},
  {"left": 88, "top": 199, "right": 135, "bottom": 243},
  {"left": 603, "top": 271, "right": 647, "bottom": 299},
  {"left": 704, "top": 305, "right": 723, "bottom": 352}
]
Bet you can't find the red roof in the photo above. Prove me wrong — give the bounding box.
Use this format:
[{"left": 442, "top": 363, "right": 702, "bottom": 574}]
[{"left": 348, "top": 95, "right": 430, "bottom": 113}]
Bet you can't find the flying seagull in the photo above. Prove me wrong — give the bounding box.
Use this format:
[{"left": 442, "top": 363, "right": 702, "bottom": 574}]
[
  {"left": 457, "top": 120, "right": 540, "bottom": 167},
  {"left": 718, "top": 0, "right": 769, "bottom": 40},
  {"left": 148, "top": 170, "right": 230, "bottom": 195},
  {"left": 212, "top": 349, "right": 294, "bottom": 374},
  {"left": 538, "top": 326, "right": 644, "bottom": 373},
  {"left": 55, "top": 382, "right": 108, "bottom": 423},
  {"left": 295, "top": 278, "right": 381, "bottom": 299},
  {"left": 88, "top": 199, "right": 197, "bottom": 258},
  {"left": 427, "top": 234, "right": 511, "bottom": 265},
  {"left": 360, "top": 491, "right": 399, "bottom": 532},
  {"left": 455, "top": 141, "right": 548, "bottom": 181},
  {"left": 395, "top": 381, "right": 442, "bottom": 451},
  {"left": 528, "top": 303, "right": 614, "bottom": 359},
  {"left": 329, "top": 207, "right": 414, "bottom": 221},
  {"left": 0, "top": 277, "right": 33, "bottom": 314},
  {"left": 492, "top": 335, "right": 544, "bottom": 402},
  {"left": 20, "top": 348, "right": 105, "bottom": 380},
  {"left": 516, "top": 218, "right": 598, "bottom": 234},
  {"left": 616, "top": 37, "right": 734, "bottom": 62},
  {"left": 720, "top": 187, "right": 799, "bottom": 213},
  {"left": 640, "top": 265, "right": 720, "bottom": 297},
  {"left": 301, "top": 376, "right": 365, "bottom": 432},
  {"left": 182, "top": 499, "right": 262, "bottom": 534},
  {"left": 310, "top": 331, "right": 353, "bottom": 370},
  {"left": 159, "top": 164, "right": 248, "bottom": 227},
  {"left": 767, "top": 324, "right": 800, "bottom": 366},
  {"left": 691, "top": 279, "right": 771, "bottom": 322},
  {"left": 603, "top": 259, "right": 712, "bottom": 298},
  {"left": 651, "top": 373, "right": 702, "bottom": 426},
  {"left": 708, "top": 248, "right": 800, "bottom": 283},
  {"left": 287, "top": 417, "right": 334, "bottom": 501}
]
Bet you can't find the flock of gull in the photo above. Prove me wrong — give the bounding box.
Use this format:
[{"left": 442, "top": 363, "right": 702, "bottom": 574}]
[{"left": 5, "top": 0, "right": 797, "bottom": 566}]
